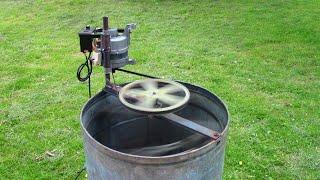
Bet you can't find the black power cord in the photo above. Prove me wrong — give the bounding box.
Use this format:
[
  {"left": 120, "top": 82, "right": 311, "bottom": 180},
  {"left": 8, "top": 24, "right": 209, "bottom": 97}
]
[
  {"left": 77, "top": 52, "right": 93, "bottom": 98},
  {"left": 74, "top": 166, "right": 86, "bottom": 180},
  {"left": 75, "top": 54, "right": 92, "bottom": 179}
]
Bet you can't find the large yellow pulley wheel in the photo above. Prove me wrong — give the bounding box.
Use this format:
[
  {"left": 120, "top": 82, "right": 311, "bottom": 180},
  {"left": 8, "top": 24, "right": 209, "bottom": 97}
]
[{"left": 119, "top": 79, "right": 190, "bottom": 114}]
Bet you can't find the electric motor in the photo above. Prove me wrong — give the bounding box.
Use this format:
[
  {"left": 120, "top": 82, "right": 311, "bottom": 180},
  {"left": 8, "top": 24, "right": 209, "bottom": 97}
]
[{"left": 79, "top": 23, "right": 136, "bottom": 69}]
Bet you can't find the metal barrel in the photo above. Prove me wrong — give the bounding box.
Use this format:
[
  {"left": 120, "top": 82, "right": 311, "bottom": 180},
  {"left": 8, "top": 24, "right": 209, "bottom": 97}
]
[{"left": 80, "top": 82, "right": 230, "bottom": 180}]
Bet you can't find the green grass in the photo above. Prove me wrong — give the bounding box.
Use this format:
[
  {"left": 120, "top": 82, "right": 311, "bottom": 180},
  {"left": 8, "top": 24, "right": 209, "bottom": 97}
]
[{"left": 0, "top": 0, "right": 319, "bottom": 179}]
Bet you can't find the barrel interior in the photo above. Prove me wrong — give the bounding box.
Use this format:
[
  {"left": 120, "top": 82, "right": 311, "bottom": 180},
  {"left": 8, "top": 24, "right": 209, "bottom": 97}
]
[{"left": 82, "top": 84, "right": 228, "bottom": 157}]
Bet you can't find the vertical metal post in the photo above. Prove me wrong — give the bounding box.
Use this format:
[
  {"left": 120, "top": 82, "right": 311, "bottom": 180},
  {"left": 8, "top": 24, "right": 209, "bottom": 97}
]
[{"left": 101, "top": 16, "right": 111, "bottom": 85}]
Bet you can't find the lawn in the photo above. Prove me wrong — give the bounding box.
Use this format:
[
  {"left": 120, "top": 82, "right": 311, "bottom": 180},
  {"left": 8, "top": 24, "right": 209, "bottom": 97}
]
[{"left": 0, "top": 0, "right": 319, "bottom": 179}]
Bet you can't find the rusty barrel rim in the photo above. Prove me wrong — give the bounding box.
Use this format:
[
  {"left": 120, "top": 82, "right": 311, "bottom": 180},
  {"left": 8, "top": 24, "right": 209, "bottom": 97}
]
[{"left": 80, "top": 82, "right": 230, "bottom": 165}]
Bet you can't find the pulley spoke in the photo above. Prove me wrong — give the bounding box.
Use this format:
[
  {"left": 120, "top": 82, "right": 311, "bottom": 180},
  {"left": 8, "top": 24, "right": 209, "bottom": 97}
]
[
  {"left": 140, "top": 79, "right": 158, "bottom": 91},
  {"left": 134, "top": 97, "right": 157, "bottom": 108},
  {"left": 158, "top": 84, "right": 183, "bottom": 94},
  {"left": 157, "top": 94, "right": 184, "bottom": 105},
  {"left": 125, "top": 88, "right": 146, "bottom": 96}
]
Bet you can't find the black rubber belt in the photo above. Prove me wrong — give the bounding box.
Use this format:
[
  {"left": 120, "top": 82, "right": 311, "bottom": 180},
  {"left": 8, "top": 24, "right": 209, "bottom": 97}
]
[{"left": 115, "top": 68, "right": 158, "bottom": 79}]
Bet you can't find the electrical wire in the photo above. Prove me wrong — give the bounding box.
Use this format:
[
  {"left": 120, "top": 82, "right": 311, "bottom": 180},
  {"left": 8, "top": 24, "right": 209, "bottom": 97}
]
[
  {"left": 76, "top": 52, "right": 93, "bottom": 98},
  {"left": 74, "top": 166, "right": 86, "bottom": 180}
]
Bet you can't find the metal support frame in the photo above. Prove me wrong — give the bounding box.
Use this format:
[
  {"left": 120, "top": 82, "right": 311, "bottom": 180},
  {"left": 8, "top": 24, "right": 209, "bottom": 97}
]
[
  {"left": 160, "top": 113, "right": 221, "bottom": 140},
  {"left": 101, "top": 16, "right": 111, "bottom": 85}
]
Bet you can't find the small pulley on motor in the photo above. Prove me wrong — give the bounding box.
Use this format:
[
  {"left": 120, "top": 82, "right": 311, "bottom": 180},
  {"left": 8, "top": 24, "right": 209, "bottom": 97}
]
[{"left": 119, "top": 79, "right": 190, "bottom": 114}]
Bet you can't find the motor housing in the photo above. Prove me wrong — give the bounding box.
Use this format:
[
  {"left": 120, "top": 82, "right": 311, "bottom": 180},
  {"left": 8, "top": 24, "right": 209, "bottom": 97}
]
[{"left": 79, "top": 23, "right": 136, "bottom": 69}]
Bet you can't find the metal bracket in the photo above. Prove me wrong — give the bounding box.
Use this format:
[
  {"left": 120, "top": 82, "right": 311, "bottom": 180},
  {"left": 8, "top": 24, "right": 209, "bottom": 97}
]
[
  {"left": 125, "top": 23, "right": 136, "bottom": 45},
  {"left": 160, "top": 113, "right": 221, "bottom": 140},
  {"left": 126, "top": 23, "right": 137, "bottom": 32},
  {"left": 128, "top": 58, "right": 136, "bottom": 65}
]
